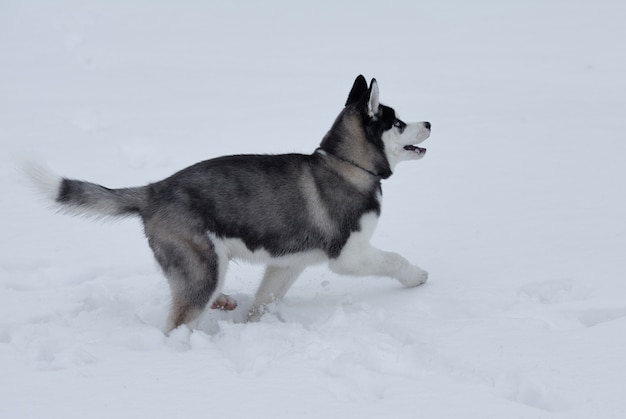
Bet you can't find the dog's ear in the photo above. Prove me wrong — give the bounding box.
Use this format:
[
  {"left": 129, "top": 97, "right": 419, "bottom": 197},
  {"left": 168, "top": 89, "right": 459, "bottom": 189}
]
[
  {"left": 367, "top": 78, "right": 380, "bottom": 118},
  {"left": 345, "top": 75, "right": 369, "bottom": 107}
]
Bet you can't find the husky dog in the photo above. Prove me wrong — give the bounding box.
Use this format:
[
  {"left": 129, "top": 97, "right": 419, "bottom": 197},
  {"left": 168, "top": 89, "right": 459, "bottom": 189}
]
[{"left": 30, "top": 75, "right": 431, "bottom": 331}]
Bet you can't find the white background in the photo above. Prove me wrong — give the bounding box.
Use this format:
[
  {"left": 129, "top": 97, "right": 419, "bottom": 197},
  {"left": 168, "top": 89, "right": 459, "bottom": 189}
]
[{"left": 1, "top": 1, "right": 625, "bottom": 418}]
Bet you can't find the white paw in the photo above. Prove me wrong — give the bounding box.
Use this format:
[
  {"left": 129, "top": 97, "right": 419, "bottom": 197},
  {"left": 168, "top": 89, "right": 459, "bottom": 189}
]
[
  {"left": 246, "top": 306, "right": 264, "bottom": 322},
  {"left": 403, "top": 268, "right": 428, "bottom": 288}
]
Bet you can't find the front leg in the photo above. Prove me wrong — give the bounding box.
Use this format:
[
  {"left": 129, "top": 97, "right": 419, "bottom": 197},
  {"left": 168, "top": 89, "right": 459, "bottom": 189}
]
[
  {"left": 248, "top": 265, "right": 305, "bottom": 322},
  {"left": 329, "top": 243, "right": 428, "bottom": 287}
]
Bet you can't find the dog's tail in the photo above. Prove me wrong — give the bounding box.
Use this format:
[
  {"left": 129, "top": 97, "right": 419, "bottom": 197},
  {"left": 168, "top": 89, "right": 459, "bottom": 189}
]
[{"left": 26, "top": 163, "right": 147, "bottom": 219}]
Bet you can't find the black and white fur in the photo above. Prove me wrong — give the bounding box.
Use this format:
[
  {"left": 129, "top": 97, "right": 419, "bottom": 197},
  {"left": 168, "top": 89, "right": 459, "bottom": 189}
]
[{"left": 29, "top": 75, "right": 431, "bottom": 331}]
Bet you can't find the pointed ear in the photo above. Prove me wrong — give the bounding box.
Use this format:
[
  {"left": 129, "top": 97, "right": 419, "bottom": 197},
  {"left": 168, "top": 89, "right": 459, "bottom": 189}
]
[
  {"left": 345, "top": 75, "right": 369, "bottom": 106},
  {"left": 367, "top": 78, "right": 380, "bottom": 117}
]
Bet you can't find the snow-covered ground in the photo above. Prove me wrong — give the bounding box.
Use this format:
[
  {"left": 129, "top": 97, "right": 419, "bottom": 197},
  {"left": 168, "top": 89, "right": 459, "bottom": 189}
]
[{"left": 2, "top": 1, "right": 626, "bottom": 417}]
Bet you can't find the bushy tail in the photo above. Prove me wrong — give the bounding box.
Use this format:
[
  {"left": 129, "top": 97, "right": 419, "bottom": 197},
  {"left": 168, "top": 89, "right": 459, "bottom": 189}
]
[{"left": 26, "top": 163, "right": 147, "bottom": 219}]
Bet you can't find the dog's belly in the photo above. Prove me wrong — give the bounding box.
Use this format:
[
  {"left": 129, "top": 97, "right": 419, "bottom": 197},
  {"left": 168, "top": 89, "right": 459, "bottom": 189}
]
[{"left": 208, "top": 234, "right": 328, "bottom": 267}]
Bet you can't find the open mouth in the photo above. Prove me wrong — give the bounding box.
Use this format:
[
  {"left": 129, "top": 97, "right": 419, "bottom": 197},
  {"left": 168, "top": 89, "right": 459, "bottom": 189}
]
[{"left": 403, "top": 145, "right": 427, "bottom": 154}]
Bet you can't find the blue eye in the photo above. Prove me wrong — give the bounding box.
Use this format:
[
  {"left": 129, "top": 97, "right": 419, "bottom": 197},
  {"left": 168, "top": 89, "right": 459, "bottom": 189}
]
[{"left": 393, "top": 120, "right": 406, "bottom": 130}]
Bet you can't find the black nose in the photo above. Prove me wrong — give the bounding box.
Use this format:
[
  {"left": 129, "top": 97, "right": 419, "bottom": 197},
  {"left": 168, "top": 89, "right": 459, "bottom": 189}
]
[{"left": 424, "top": 121, "right": 431, "bottom": 130}]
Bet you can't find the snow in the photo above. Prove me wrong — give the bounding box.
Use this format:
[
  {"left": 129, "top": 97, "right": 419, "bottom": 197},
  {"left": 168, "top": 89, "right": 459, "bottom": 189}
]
[{"left": 2, "top": 1, "right": 626, "bottom": 418}]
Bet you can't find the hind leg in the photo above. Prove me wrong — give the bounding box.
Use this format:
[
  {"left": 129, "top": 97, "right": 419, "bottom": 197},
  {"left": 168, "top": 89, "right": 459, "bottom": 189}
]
[
  {"left": 147, "top": 227, "right": 227, "bottom": 332},
  {"left": 211, "top": 293, "right": 238, "bottom": 311}
]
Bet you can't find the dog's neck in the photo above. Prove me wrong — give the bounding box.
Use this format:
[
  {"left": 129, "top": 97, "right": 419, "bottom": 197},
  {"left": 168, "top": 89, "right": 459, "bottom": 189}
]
[{"left": 315, "top": 148, "right": 384, "bottom": 178}]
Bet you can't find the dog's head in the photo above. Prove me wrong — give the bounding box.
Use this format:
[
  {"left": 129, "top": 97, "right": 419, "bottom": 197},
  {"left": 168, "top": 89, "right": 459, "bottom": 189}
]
[
  {"left": 320, "top": 75, "right": 431, "bottom": 179},
  {"left": 347, "top": 75, "right": 431, "bottom": 171}
]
